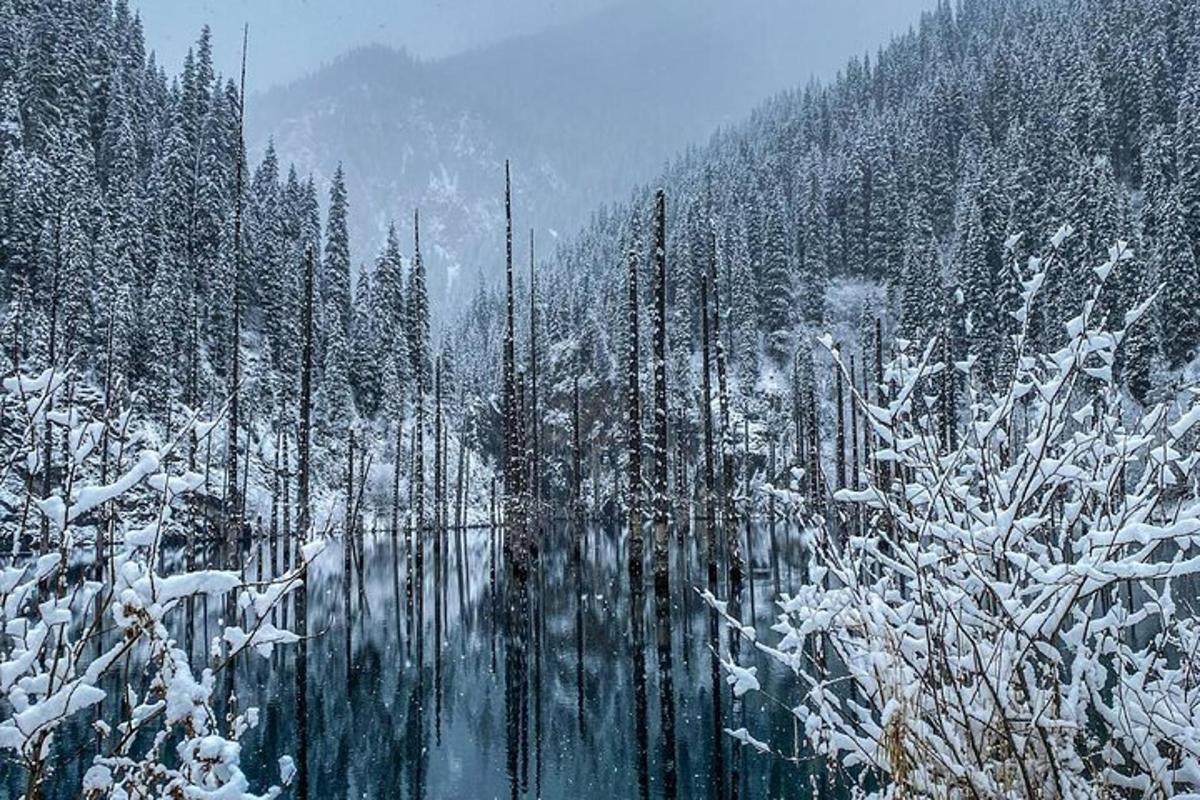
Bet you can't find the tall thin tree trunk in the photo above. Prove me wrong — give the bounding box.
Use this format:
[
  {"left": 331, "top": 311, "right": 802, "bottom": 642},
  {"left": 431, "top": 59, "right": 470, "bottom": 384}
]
[
  {"left": 295, "top": 245, "right": 314, "bottom": 800},
  {"left": 625, "top": 221, "right": 644, "bottom": 577},
  {"left": 572, "top": 368, "right": 582, "bottom": 517},
  {"left": 528, "top": 228, "right": 540, "bottom": 525},
  {"left": 222, "top": 23, "right": 249, "bottom": 718},
  {"left": 502, "top": 161, "right": 523, "bottom": 572},
  {"left": 345, "top": 429, "right": 355, "bottom": 673},
  {"left": 651, "top": 190, "right": 670, "bottom": 580},
  {"left": 708, "top": 231, "right": 741, "bottom": 582}
]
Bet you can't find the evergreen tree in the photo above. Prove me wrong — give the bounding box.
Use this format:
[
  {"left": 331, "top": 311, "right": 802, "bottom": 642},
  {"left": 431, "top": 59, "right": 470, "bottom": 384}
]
[
  {"left": 1157, "top": 188, "right": 1200, "bottom": 368},
  {"left": 759, "top": 191, "right": 793, "bottom": 362},
  {"left": 324, "top": 163, "right": 352, "bottom": 338},
  {"left": 407, "top": 210, "right": 431, "bottom": 396}
]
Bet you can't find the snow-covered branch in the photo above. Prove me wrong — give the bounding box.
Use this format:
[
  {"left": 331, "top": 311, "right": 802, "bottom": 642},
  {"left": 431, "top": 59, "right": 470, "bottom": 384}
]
[{"left": 712, "top": 233, "right": 1200, "bottom": 798}]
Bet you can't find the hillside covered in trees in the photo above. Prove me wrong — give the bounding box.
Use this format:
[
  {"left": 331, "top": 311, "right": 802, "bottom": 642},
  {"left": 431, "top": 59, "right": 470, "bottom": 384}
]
[
  {"left": 3, "top": 0, "right": 1200, "bottom": 798},
  {"left": 0, "top": 0, "right": 440, "bottom": 505},
  {"left": 1, "top": 0, "right": 1198, "bottom": 519},
  {"left": 441, "top": 0, "right": 1200, "bottom": 514},
  {"left": 249, "top": 0, "right": 930, "bottom": 310}
]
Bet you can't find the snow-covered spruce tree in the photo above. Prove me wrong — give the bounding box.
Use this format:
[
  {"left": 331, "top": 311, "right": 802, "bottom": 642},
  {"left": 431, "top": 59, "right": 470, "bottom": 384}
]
[
  {"left": 709, "top": 230, "right": 1200, "bottom": 798},
  {"left": 0, "top": 367, "right": 316, "bottom": 798}
]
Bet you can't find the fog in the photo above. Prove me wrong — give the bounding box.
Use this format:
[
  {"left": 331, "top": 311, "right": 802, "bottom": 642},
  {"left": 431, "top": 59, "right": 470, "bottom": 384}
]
[
  {"left": 133, "top": 0, "right": 629, "bottom": 92},
  {"left": 136, "top": 0, "right": 936, "bottom": 308}
]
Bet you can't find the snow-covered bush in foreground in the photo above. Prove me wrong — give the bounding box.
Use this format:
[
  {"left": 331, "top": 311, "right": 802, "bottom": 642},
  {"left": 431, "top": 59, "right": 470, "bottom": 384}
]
[
  {"left": 0, "top": 370, "right": 318, "bottom": 799},
  {"left": 712, "top": 232, "right": 1200, "bottom": 798}
]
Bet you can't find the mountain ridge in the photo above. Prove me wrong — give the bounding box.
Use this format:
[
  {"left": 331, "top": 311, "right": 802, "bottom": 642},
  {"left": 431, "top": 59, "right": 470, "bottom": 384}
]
[{"left": 248, "top": 0, "right": 934, "bottom": 308}]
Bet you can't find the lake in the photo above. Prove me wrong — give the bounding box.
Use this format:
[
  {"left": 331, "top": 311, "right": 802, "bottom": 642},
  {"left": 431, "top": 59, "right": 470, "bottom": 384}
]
[{"left": 14, "top": 520, "right": 830, "bottom": 799}]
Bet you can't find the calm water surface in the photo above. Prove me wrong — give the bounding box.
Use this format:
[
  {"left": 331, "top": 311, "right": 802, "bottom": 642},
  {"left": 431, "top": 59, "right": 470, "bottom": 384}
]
[{"left": 20, "top": 521, "right": 823, "bottom": 799}]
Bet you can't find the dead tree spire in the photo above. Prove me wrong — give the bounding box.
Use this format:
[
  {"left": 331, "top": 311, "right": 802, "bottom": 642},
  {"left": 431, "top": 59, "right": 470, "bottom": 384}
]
[
  {"left": 626, "top": 211, "right": 644, "bottom": 576},
  {"left": 651, "top": 189, "right": 670, "bottom": 580}
]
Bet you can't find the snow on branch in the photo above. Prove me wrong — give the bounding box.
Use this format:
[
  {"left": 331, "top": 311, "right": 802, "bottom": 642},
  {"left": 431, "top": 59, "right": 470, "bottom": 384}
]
[
  {"left": 709, "top": 233, "right": 1200, "bottom": 797},
  {"left": 0, "top": 373, "right": 311, "bottom": 799}
]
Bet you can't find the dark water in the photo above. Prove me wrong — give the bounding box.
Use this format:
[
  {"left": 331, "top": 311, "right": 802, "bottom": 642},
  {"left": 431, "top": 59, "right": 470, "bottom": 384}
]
[{"left": 17, "top": 521, "right": 823, "bottom": 799}]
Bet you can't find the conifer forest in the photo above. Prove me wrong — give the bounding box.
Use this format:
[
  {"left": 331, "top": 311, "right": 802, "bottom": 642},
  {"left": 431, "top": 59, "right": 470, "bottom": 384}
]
[{"left": 3, "top": 0, "right": 1200, "bottom": 797}]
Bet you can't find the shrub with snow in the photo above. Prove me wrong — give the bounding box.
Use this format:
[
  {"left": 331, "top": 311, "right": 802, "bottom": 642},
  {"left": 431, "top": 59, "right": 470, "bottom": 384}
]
[
  {"left": 712, "top": 232, "right": 1200, "bottom": 798},
  {"left": 0, "top": 370, "right": 317, "bottom": 799}
]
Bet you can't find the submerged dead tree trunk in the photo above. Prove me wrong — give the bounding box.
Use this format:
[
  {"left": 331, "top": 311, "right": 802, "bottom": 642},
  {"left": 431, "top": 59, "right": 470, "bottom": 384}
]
[
  {"left": 572, "top": 366, "right": 582, "bottom": 517},
  {"left": 502, "top": 161, "right": 528, "bottom": 576},
  {"left": 626, "top": 213, "right": 644, "bottom": 575},
  {"left": 222, "top": 23, "right": 249, "bottom": 719},
  {"left": 699, "top": 267, "right": 726, "bottom": 796},
  {"left": 413, "top": 211, "right": 427, "bottom": 647},
  {"left": 226, "top": 25, "right": 248, "bottom": 552},
  {"left": 295, "top": 246, "right": 315, "bottom": 799},
  {"left": 651, "top": 189, "right": 670, "bottom": 580},
  {"left": 528, "top": 229, "right": 540, "bottom": 527},
  {"left": 708, "top": 231, "right": 742, "bottom": 583}
]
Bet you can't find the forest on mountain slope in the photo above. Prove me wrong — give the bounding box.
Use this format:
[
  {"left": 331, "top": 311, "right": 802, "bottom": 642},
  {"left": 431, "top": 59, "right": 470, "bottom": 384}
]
[
  {"left": 444, "top": 0, "right": 1200, "bottom": 515},
  {"left": 249, "top": 0, "right": 930, "bottom": 310},
  {"left": 0, "top": 0, "right": 1198, "bottom": 520},
  {"left": 3, "top": 0, "right": 1200, "bottom": 798}
]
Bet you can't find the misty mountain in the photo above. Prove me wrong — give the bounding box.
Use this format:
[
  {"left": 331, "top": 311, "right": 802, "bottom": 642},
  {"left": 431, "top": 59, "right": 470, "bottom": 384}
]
[{"left": 249, "top": 0, "right": 930, "bottom": 308}]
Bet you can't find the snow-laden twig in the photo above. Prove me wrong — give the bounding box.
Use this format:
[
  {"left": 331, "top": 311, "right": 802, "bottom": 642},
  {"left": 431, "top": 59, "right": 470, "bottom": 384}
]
[
  {"left": 708, "top": 234, "right": 1200, "bottom": 798},
  {"left": 0, "top": 376, "right": 311, "bottom": 799}
]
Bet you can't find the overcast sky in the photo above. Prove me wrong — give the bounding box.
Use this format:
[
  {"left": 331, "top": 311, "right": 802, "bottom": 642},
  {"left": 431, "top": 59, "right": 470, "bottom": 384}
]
[{"left": 132, "top": 0, "right": 624, "bottom": 91}]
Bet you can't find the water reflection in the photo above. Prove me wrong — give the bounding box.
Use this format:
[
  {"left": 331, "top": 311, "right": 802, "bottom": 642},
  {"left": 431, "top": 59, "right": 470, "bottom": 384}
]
[{"left": 23, "top": 521, "right": 821, "bottom": 799}]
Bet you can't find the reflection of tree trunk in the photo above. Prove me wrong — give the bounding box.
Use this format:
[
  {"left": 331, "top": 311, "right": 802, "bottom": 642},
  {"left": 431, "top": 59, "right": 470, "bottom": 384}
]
[
  {"left": 630, "top": 558, "right": 650, "bottom": 800},
  {"left": 406, "top": 679, "right": 426, "bottom": 800},
  {"left": 534, "top": 553, "right": 545, "bottom": 798},
  {"left": 707, "top": 526, "right": 727, "bottom": 799},
  {"left": 654, "top": 568, "right": 678, "bottom": 800},
  {"left": 574, "top": 533, "right": 587, "bottom": 740},
  {"left": 505, "top": 580, "right": 530, "bottom": 800},
  {"left": 729, "top": 552, "right": 745, "bottom": 800}
]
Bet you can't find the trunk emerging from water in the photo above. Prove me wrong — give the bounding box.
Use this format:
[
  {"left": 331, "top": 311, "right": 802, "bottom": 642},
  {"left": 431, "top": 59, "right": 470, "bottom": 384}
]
[
  {"left": 651, "top": 189, "right": 670, "bottom": 579},
  {"left": 625, "top": 213, "right": 644, "bottom": 570},
  {"left": 707, "top": 229, "right": 742, "bottom": 583},
  {"left": 295, "top": 244, "right": 314, "bottom": 800}
]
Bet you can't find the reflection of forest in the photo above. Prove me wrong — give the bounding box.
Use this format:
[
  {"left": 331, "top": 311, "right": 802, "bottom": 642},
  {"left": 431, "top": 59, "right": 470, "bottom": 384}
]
[{"left": 37, "top": 523, "right": 817, "bottom": 799}]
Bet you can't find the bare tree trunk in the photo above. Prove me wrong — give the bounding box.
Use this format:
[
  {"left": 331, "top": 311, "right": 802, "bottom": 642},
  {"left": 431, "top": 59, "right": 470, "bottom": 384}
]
[
  {"left": 528, "top": 228, "right": 540, "bottom": 525},
  {"left": 701, "top": 271, "right": 716, "bottom": 528},
  {"left": 344, "top": 429, "right": 355, "bottom": 673},
  {"left": 392, "top": 421, "right": 403, "bottom": 540},
  {"left": 221, "top": 23, "right": 249, "bottom": 718},
  {"left": 625, "top": 218, "right": 644, "bottom": 576},
  {"left": 650, "top": 190, "right": 670, "bottom": 580},
  {"left": 502, "top": 161, "right": 523, "bottom": 572},
  {"left": 835, "top": 363, "right": 846, "bottom": 494},
  {"left": 572, "top": 368, "right": 582, "bottom": 517},
  {"left": 295, "top": 244, "right": 314, "bottom": 800},
  {"left": 708, "top": 229, "right": 741, "bottom": 582}
]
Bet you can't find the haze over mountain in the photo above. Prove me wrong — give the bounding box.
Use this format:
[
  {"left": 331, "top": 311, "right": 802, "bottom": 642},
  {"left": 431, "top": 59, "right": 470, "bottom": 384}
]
[
  {"left": 133, "top": 0, "right": 625, "bottom": 92},
  {"left": 248, "top": 0, "right": 933, "bottom": 308}
]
